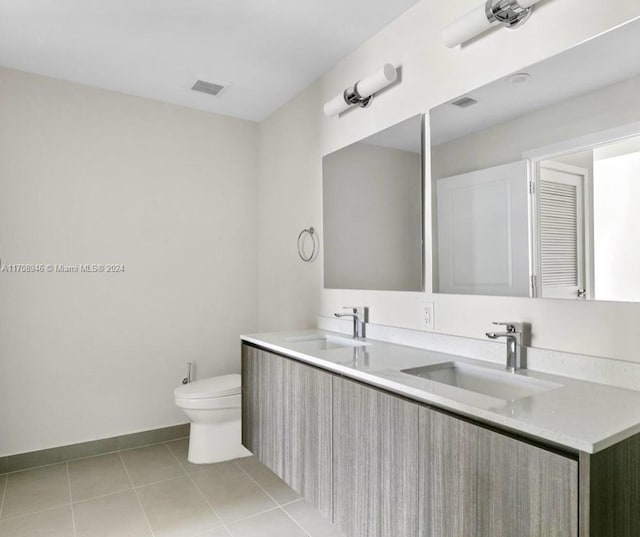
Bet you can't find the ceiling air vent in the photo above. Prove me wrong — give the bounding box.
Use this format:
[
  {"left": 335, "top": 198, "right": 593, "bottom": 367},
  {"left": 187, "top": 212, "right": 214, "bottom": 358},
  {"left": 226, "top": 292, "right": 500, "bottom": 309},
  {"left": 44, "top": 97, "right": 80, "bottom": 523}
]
[
  {"left": 451, "top": 96, "right": 478, "bottom": 108},
  {"left": 191, "top": 80, "right": 225, "bottom": 97}
]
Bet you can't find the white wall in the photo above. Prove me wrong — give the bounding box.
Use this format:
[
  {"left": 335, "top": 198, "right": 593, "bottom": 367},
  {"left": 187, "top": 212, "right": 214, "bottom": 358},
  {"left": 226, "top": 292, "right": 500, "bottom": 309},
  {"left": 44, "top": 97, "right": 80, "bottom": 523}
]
[
  {"left": 0, "top": 68, "right": 259, "bottom": 456},
  {"left": 257, "top": 0, "right": 640, "bottom": 361},
  {"left": 257, "top": 86, "right": 324, "bottom": 332}
]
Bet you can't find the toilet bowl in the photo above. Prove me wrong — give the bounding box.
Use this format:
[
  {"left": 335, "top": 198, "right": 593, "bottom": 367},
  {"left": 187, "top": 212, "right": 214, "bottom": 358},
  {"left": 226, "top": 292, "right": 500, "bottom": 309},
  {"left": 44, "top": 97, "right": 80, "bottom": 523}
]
[{"left": 174, "top": 374, "right": 251, "bottom": 464}]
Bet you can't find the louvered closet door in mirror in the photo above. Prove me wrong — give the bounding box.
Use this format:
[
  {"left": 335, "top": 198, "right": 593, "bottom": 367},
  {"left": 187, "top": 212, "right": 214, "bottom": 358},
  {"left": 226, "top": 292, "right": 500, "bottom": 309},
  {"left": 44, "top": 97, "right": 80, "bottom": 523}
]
[{"left": 536, "top": 161, "right": 587, "bottom": 299}]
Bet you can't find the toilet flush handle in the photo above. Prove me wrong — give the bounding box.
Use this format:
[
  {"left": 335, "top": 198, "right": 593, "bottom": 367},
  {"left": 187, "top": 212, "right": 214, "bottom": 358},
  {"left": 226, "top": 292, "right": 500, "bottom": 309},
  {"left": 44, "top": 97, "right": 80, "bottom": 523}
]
[{"left": 182, "top": 361, "right": 193, "bottom": 385}]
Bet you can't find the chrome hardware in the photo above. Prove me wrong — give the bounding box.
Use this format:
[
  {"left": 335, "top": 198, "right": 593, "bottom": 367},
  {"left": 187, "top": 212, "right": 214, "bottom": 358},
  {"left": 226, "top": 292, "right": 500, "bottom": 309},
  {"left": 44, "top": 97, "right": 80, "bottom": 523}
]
[
  {"left": 297, "top": 227, "right": 317, "bottom": 262},
  {"left": 334, "top": 306, "right": 368, "bottom": 339},
  {"left": 486, "top": 322, "right": 529, "bottom": 373},
  {"left": 485, "top": 0, "right": 533, "bottom": 29},
  {"left": 182, "top": 361, "right": 193, "bottom": 385},
  {"left": 343, "top": 86, "right": 372, "bottom": 109}
]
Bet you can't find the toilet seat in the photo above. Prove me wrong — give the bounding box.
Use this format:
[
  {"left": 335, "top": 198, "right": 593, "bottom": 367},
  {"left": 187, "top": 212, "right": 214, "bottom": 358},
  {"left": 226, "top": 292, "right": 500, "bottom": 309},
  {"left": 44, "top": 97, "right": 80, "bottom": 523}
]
[
  {"left": 175, "top": 393, "right": 241, "bottom": 410},
  {"left": 174, "top": 374, "right": 241, "bottom": 399}
]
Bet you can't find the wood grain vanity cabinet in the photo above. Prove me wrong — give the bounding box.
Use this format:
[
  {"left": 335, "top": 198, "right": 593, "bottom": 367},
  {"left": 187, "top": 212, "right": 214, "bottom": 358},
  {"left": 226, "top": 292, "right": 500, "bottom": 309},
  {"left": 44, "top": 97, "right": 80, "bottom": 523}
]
[
  {"left": 420, "top": 408, "right": 578, "bottom": 537},
  {"left": 333, "top": 377, "right": 420, "bottom": 537},
  {"left": 241, "top": 344, "right": 332, "bottom": 519},
  {"left": 241, "top": 343, "right": 640, "bottom": 537}
]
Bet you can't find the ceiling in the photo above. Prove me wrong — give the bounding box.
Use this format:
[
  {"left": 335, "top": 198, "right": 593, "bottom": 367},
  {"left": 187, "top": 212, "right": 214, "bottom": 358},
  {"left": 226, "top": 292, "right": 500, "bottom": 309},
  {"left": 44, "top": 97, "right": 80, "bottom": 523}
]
[{"left": 0, "top": 0, "right": 419, "bottom": 122}]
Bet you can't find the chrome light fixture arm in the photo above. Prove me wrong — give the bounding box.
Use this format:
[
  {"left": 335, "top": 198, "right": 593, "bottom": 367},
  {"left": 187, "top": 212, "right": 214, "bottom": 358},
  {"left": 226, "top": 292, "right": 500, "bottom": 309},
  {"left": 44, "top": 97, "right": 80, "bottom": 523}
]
[
  {"left": 485, "top": 0, "right": 532, "bottom": 28},
  {"left": 343, "top": 85, "right": 372, "bottom": 109}
]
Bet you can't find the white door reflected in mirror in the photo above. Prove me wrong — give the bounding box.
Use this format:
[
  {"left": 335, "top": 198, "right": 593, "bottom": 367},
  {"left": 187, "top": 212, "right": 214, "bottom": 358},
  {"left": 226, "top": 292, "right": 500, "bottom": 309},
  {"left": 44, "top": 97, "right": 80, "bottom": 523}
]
[{"left": 437, "top": 161, "right": 529, "bottom": 297}]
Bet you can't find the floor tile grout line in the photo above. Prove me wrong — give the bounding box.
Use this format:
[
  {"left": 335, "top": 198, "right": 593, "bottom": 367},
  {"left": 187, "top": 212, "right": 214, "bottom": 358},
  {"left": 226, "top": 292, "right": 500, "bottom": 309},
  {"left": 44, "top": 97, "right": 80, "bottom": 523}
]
[
  {"left": 0, "top": 437, "right": 190, "bottom": 478},
  {"left": 233, "top": 460, "right": 291, "bottom": 508},
  {"left": 133, "top": 472, "right": 187, "bottom": 491},
  {"left": 278, "top": 506, "right": 315, "bottom": 537},
  {"left": 164, "top": 441, "right": 234, "bottom": 536},
  {"left": 224, "top": 504, "right": 283, "bottom": 527},
  {"left": 1, "top": 443, "right": 310, "bottom": 536},
  {"left": 65, "top": 462, "right": 78, "bottom": 537},
  {"left": 232, "top": 461, "right": 311, "bottom": 536},
  {"left": 117, "top": 437, "right": 189, "bottom": 456},
  {"left": 279, "top": 502, "right": 345, "bottom": 537},
  {"left": 162, "top": 442, "right": 218, "bottom": 477},
  {"left": 233, "top": 461, "right": 276, "bottom": 500},
  {"left": 69, "top": 474, "right": 189, "bottom": 508},
  {"left": 0, "top": 502, "right": 75, "bottom": 523},
  {"left": 71, "top": 486, "right": 134, "bottom": 506},
  {"left": 119, "top": 442, "right": 187, "bottom": 486},
  {"left": 0, "top": 460, "right": 68, "bottom": 478},
  {"left": 280, "top": 498, "right": 305, "bottom": 507},
  {"left": 1, "top": 442, "right": 190, "bottom": 518},
  {"left": 233, "top": 461, "right": 340, "bottom": 537},
  {"left": 0, "top": 465, "right": 75, "bottom": 521},
  {"left": 118, "top": 451, "right": 157, "bottom": 537}
]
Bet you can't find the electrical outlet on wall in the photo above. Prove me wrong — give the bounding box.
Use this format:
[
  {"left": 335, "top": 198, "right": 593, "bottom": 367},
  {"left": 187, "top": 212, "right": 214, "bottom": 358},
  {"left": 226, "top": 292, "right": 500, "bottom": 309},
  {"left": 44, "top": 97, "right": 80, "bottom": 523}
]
[{"left": 420, "top": 301, "right": 434, "bottom": 331}]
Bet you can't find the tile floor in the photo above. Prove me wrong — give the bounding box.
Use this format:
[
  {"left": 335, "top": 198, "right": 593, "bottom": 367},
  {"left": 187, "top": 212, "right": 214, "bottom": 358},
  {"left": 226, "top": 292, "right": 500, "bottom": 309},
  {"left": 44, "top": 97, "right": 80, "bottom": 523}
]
[{"left": 0, "top": 439, "right": 345, "bottom": 537}]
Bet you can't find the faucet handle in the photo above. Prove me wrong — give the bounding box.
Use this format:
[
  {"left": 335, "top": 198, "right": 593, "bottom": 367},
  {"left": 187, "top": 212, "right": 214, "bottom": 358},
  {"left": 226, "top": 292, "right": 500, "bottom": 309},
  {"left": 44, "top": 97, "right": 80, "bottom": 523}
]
[
  {"left": 343, "top": 306, "right": 368, "bottom": 320},
  {"left": 491, "top": 321, "right": 531, "bottom": 346},
  {"left": 492, "top": 321, "right": 521, "bottom": 332}
]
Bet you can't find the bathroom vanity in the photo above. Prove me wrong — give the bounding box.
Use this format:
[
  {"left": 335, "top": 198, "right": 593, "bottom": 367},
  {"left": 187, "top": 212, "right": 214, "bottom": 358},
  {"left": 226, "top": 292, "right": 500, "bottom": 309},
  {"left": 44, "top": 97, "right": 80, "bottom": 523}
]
[
  {"left": 241, "top": 331, "right": 640, "bottom": 537},
  {"left": 245, "top": 22, "right": 640, "bottom": 536}
]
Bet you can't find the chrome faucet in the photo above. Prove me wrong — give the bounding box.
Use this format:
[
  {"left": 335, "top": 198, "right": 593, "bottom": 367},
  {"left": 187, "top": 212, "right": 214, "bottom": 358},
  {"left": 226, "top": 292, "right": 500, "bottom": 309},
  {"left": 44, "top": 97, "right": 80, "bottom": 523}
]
[
  {"left": 334, "top": 306, "right": 368, "bottom": 339},
  {"left": 485, "top": 322, "right": 529, "bottom": 373}
]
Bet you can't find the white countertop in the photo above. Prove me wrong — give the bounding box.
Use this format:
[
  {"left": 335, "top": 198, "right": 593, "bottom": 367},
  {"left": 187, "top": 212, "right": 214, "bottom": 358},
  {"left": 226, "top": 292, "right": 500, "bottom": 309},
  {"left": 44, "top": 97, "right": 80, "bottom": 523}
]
[{"left": 241, "top": 329, "right": 640, "bottom": 454}]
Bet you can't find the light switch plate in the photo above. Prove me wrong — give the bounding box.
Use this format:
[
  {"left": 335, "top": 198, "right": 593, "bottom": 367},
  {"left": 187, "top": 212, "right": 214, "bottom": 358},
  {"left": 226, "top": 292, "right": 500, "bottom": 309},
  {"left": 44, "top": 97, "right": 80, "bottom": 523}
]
[{"left": 420, "top": 301, "right": 434, "bottom": 331}]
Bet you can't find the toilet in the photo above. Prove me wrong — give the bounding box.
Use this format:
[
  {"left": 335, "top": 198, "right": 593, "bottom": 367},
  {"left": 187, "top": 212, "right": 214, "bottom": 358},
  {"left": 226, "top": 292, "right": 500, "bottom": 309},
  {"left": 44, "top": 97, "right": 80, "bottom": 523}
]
[{"left": 174, "top": 374, "right": 251, "bottom": 464}]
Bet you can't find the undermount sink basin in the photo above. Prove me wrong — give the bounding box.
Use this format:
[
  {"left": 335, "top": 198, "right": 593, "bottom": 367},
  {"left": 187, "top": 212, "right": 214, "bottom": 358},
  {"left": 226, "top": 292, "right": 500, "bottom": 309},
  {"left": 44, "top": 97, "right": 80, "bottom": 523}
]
[
  {"left": 286, "top": 334, "right": 368, "bottom": 350},
  {"left": 402, "top": 362, "right": 562, "bottom": 401}
]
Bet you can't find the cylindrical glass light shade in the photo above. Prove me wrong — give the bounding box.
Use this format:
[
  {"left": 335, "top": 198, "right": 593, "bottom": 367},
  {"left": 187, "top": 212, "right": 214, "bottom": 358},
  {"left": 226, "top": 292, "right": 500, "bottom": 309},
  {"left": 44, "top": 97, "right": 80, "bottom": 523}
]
[
  {"left": 442, "top": 5, "right": 492, "bottom": 48},
  {"left": 517, "top": 0, "right": 541, "bottom": 8},
  {"left": 323, "top": 64, "right": 398, "bottom": 117},
  {"left": 323, "top": 93, "right": 351, "bottom": 117},
  {"left": 355, "top": 64, "right": 397, "bottom": 98}
]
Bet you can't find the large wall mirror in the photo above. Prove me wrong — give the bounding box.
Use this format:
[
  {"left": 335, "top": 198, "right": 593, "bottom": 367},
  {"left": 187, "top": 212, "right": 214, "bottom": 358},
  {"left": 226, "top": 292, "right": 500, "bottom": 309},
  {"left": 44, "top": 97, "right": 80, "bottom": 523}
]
[
  {"left": 323, "top": 114, "right": 424, "bottom": 291},
  {"left": 430, "top": 17, "right": 640, "bottom": 302}
]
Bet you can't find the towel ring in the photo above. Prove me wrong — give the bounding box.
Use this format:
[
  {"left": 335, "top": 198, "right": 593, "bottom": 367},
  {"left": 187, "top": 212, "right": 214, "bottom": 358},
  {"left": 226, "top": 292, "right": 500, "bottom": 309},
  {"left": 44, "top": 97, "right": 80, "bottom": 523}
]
[{"left": 297, "top": 227, "right": 317, "bottom": 262}]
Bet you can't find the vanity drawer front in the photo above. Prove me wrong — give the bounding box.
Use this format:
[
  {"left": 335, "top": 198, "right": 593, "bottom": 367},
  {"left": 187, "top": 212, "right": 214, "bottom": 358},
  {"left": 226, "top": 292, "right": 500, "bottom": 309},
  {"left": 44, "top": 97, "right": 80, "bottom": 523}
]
[
  {"left": 241, "top": 344, "right": 283, "bottom": 468},
  {"left": 333, "top": 376, "right": 420, "bottom": 537},
  {"left": 280, "top": 354, "right": 333, "bottom": 517},
  {"left": 419, "top": 407, "right": 579, "bottom": 537},
  {"left": 241, "top": 344, "right": 333, "bottom": 519}
]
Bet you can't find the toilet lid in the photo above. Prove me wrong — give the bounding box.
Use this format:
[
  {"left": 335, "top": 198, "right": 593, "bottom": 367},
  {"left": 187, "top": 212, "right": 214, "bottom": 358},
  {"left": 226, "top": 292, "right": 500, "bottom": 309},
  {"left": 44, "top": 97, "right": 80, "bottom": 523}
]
[{"left": 174, "top": 374, "right": 241, "bottom": 399}]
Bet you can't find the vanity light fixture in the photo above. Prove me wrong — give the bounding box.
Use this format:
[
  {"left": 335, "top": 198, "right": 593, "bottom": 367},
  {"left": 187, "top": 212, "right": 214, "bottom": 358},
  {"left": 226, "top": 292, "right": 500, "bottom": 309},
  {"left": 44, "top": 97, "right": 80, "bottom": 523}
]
[
  {"left": 442, "top": 0, "right": 542, "bottom": 48},
  {"left": 323, "top": 63, "right": 398, "bottom": 117}
]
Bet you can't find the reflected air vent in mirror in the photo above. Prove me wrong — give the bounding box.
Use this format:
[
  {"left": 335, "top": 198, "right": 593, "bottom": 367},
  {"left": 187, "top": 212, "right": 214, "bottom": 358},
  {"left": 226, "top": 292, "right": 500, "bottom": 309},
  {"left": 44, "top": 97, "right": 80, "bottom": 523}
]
[
  {"left": 451, "top": 96, "right": 478, "bottom": 108},
  {"left": 191, "top": 80, "right": 225, "bottom": 96}
]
